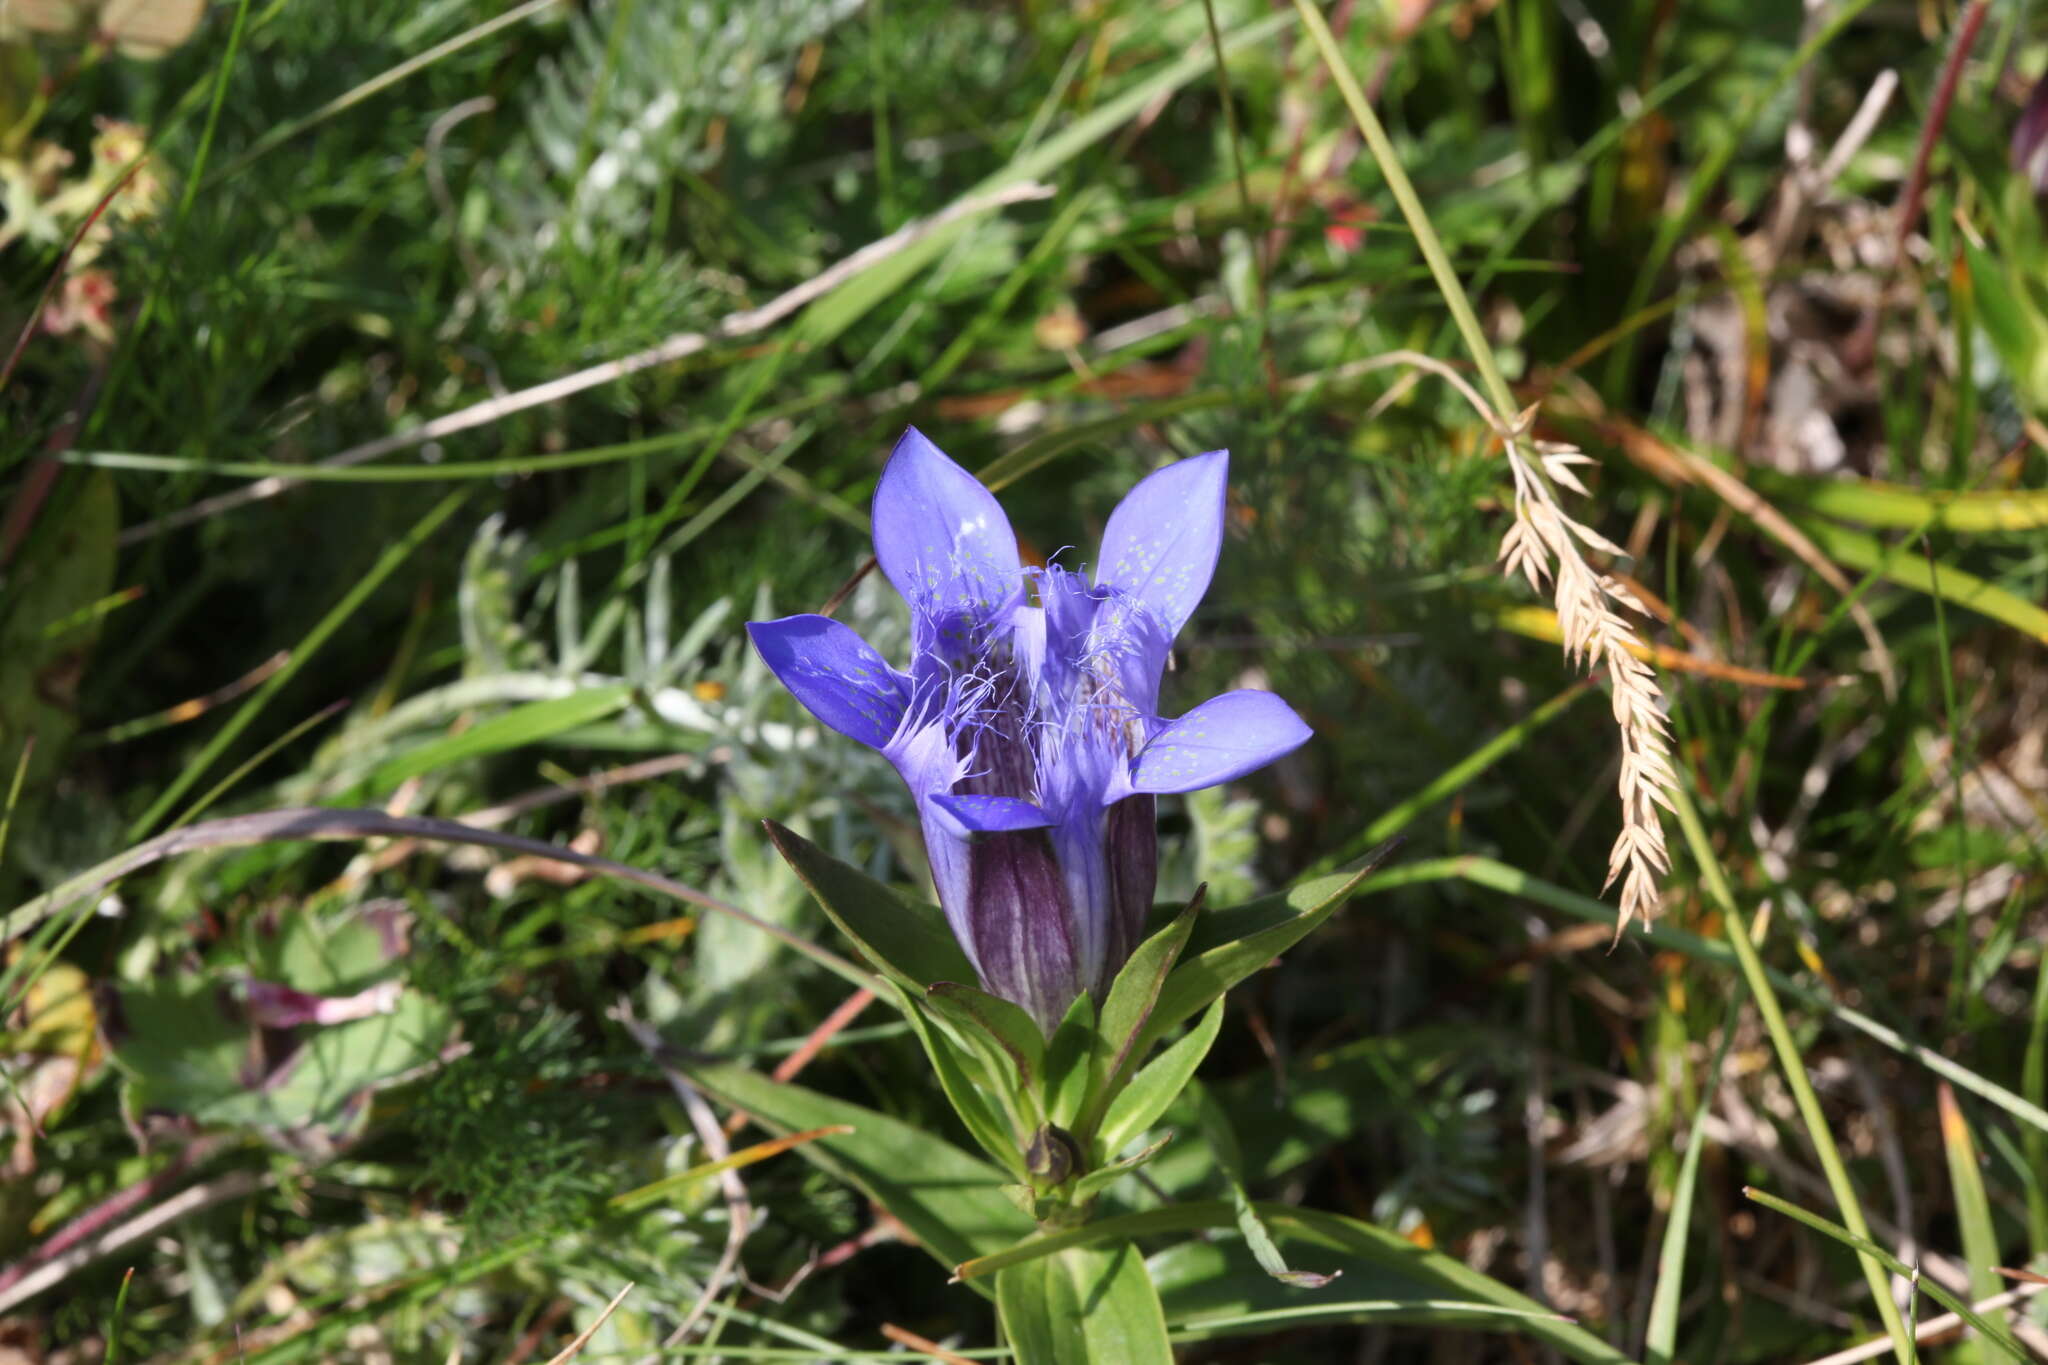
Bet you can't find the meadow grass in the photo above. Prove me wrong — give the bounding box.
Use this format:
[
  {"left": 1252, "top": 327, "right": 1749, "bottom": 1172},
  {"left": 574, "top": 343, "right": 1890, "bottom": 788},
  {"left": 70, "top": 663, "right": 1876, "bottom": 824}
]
[{"left": 3, "top": 1, "right": 2047, "bottom": 1361}]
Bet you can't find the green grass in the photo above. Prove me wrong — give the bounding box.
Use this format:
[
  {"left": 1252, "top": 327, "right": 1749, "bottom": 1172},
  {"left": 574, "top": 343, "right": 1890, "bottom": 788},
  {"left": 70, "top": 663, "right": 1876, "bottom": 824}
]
[{"left": 5, "top": 1, "right": 2048, "bottom": 1361}]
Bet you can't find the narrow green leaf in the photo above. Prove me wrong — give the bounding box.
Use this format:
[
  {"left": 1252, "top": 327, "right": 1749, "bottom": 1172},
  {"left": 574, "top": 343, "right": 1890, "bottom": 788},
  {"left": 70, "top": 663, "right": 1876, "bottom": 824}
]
[
  {"left": 369, "top": 684, "right": 633, "bottom": 787},
  {"left": 1750, "top": 465, "right": 2048, "bottom": 532},
  {"left": 883, "top": 980, "right": 1025, "bottom": 1179},
  {"left": 996, "top": 1242, "right": 1173, "bottom": 1365},
  {"left": 126, "top": 489, "right": 470, "bottom": 839},
  {"left": 677, "top": 1060, "right": 1032, "bottom": 1284},
  {"left": 1083, "top": 892, "right": 1203, "bottom": 1131},
  {"left": 1043, "top": 990, "right": 1098, "bottom": 1130},
  {"left": 960, "top": 1200, "right": 1633, "bottom": 1364},
  {"left": 1793, "top": 515, "right": 2048, "bottom": 645},
  {"left": 925, "top": 981, "right": 1047, "bottom": 1094},
  {"left": 1136, "top": 846, "right": 1394, "bottom": 1059},
  {"left": 1156, "top": 1239, "right": 1577, "bottom": 1338},
  {"left": 1069, "top": 1135, "right": 1172, "bottom": 1202},
  {"left": 1938, "top": 1082, "right": 2007, "bottom": 1361},
  {"left": 2025, "top": 959, "right": 2048, "bottom": 1248},
  {"left": 1670, "top": 788, "right": 1914, "bottom": 1361},
  {"left": 792, "top": 11, "right": 1294, "bottom": 352},
  {"left": 1196, "top": 1084, "right": 1337, "bottom": 1288},
  {"left": 1356, "top": 855, "right": 2048, "bottom": 1138},
  {"left": 1645, "top": 995, "right": 1741, "bottom": 1364},
  {"left": 1746, "top": 1186, "right": 2025, "bottom": 1362},
  {"left": 1096, "top": 998, "right": 1224, "bottom": 1158},
  {"left": 763, "top": 821, "right": 975, "bottom": 990}
]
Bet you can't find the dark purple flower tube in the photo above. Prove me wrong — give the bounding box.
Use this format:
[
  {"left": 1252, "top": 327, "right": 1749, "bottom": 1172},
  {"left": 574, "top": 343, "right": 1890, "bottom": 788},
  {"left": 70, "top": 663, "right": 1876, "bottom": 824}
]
[{"left": 749, "top": 430, "right": 1310, "bottom": 1033}]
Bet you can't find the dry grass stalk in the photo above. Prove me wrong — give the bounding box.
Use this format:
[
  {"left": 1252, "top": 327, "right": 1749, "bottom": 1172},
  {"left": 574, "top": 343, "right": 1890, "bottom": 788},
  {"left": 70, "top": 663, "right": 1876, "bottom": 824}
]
[{"left": 1496, "top": 407, "right": 1676, "bottom": 931}]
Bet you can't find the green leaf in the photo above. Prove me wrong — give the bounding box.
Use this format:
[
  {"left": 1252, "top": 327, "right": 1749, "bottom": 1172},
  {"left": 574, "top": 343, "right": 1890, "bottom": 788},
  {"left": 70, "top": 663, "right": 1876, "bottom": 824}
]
[
  {"left": 883, "top": 979, "right": 1025, "bottom": 1179},
  {"left": 368, "top": 684, "right": 633, "bottom": 787},
  {"left": 1645, "top": 995, "right": 1740, "bottom": 1365},
  {"left": 958, "top": 1202, "right": 1633, "bottom": 1364},
  {"left": 995, "top": 1242, "right": 1173, "bottom": 1365},
  {"left": 1096, "top": 998, "right": 1224, "bottom": 1158},
  {"left": 1154, "top": 1239, "right": 1566, "bottom": 1339},
  {"left": 1042, "top": 989, "right": 1098, "bottom": 1130},
  {"left": 1082, "top": 893, "right": 1202, "bottom": 1131},
  {"left": 1069, "top": 1135, "right": 1172, "bottom": 1203},
  {"left": 1792, "top": 514, "right": 2048, "bottom": 646},
  {"left": 1196, "top": 1084, "right": 1337, "bottom": 1288},
  {"left": 677, "top": 1060, "right": 1032, "bottom": 1284},
  {"left": 249, "top": 905, "right": 404, "bottom": 996},
  {"left": 925, "top": 981, "right": 1046, "bottom": 1095},
  {"left": 763, "top": 821, "right": 975, "bottom": 990},
  {"left": 112, "top": 977, "right": 453, "bottom": 1134},
  {"left": 1135, "top": 849, "right": 1393, "bottom": 1060},
  {"left": 1936, "top": 1084, "right": 2008, "bottom": 1365}
]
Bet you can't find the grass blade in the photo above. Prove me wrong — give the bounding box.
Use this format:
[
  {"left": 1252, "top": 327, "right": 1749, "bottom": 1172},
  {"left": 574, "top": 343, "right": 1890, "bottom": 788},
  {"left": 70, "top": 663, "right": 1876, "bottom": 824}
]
[
  {"left": 1746, "top": 1187, "right": 2025, "bottom": 1362},
  {"left": 1670, "top": 785, "right": 1915, "bottom": 1362}
]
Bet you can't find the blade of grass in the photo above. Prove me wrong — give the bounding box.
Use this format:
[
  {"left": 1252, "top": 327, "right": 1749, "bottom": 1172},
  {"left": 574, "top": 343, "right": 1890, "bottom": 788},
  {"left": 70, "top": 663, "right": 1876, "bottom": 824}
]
[
  {"left": 0, "top": 736, "right": 33, "bottom": 868},
  {"left": 1793, "top": 517, "right": 2048, "bottom": 645},
  {"left": 792, "top": 10, "right": 1293, "bottom": 356},
  {"left": 1747, "top": 473, "right": 2048, "bottom": 532},
  {"left": 1746, "top": 1188, "right": 2024, "bottom": 1362},
  {"left": 85, "top": 0, "right": 254, "bottom": 446},
  {"left": 1, "top": 806, "right": 871, "bottom": 989},
  {"left": 168, "top": 697, "right": 348, "bottom": 830},
  {"left": 2026, "top": 961, "right": 2048, "bottom": 1251},
  {"left": 205, "top": 0, "right": 565, "bottom": 185},
  {"left": 1313, "top": 681, "right": 1594, "bottom": 872},
  {"left": 1669, "top": 784, "right": 1915, "bottom": 1362},
  {"left": 1644, "top": 993, "right": 1742, "bottom": 1364},
  {"left": 1926, "top": 537, "right": 1975, "bottom": 1033},
  {"left": 1290, "top": 0, "right": 1515, "bottom": 425},
  {"left": 125, "top": 489, "right": 471, "bottom": 841},
  {"left": 1938, "top": 1083, "right": 2006, "bottom": 1362}
]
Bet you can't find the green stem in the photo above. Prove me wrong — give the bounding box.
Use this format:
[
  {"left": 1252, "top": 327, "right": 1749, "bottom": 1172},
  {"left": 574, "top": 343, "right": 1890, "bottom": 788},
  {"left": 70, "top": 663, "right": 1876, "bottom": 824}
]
[{"left": 1292, "top": 0, "right": 1517, "bottom": 424}]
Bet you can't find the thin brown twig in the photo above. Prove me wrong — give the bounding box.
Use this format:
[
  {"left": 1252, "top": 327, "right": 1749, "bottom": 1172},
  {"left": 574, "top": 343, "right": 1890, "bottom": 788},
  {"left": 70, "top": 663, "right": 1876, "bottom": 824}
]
[
  {"left": 615, "top": 1008, "right": 752, "bottom": 1361},
  {"left": 0, "top": 1136, "right": 233, "bottom": 1299},
  {"left": 0, "top": 154, "right": 149, "bottom": 394},
  {"left": 1892, "top": 0, "right": 1991, "bottom": 263},
  {"left": 0, "top": 1169, "right": 270, "bottom": 1314},
  {"left": 879, "top": 1324, "right": 979, "bottom": 1365},
  {"left": 543, "top": 1283, "right": 634, "bottom": 1365}
]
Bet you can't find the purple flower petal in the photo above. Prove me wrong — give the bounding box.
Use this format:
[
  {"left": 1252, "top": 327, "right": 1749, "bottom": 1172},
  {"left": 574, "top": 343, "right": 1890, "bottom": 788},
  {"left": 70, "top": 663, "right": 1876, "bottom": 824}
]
[
  {"left": 1095, "top": 449, "right": 1228, "bottom": 636},
  {"left": 872, "top": 428, "right": 1021, "bottom": 655},
  {"left": 1127, "top": 689, "right": 1311, "bottom": 794},
  {"left": 746, "top": 614, "right": 911, "bottom": 749},
  {"left": 932, "top": 792, "right": 1055, "bottom": 834}
]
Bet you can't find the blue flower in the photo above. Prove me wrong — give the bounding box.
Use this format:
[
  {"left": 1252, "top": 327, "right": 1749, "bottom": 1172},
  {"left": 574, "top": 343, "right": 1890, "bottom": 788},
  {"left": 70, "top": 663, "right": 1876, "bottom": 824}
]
[{"left": 748, "top": 429, "right": 1311, "bottom": 1033}]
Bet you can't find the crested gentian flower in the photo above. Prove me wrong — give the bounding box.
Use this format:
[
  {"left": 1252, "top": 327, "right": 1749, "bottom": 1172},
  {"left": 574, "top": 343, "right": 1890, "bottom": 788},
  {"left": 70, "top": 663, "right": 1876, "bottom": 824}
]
[{"left": 747, "top": 430, "right": 1311, "bottom": 1034}]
